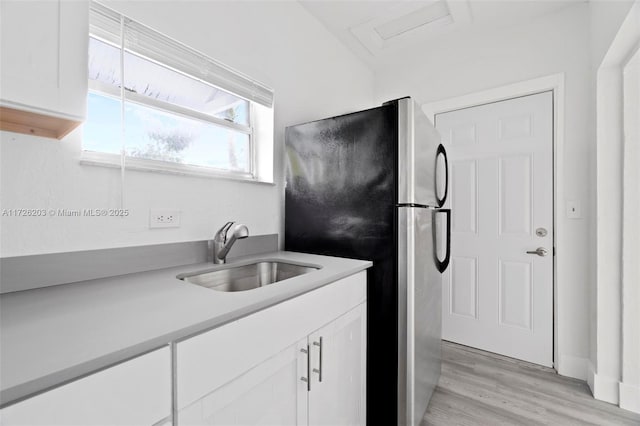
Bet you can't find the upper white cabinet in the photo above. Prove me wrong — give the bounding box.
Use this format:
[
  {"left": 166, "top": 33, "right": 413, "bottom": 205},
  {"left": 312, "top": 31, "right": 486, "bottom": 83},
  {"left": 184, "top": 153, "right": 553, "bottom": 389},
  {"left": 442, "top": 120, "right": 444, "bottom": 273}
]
[
  {"left": 0, "top": 0, "right": 88, "bottom": 137},
  {"left": 0, "top": 347, "right": 172, "bottom": 426}
]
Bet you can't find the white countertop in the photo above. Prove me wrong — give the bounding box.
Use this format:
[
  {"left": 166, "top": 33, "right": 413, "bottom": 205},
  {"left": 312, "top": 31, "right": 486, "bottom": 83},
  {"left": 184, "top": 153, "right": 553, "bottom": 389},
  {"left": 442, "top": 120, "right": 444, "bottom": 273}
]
[{"left": 0, "top": 251, "right": 371, "bottom": 407}]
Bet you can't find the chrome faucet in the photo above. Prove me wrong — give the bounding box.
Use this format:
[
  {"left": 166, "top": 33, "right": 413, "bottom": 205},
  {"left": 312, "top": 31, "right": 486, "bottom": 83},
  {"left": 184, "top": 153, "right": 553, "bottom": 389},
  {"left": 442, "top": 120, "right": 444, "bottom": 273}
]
[{"left": 212, "top": 222, "right": 249, "bottom": 264}]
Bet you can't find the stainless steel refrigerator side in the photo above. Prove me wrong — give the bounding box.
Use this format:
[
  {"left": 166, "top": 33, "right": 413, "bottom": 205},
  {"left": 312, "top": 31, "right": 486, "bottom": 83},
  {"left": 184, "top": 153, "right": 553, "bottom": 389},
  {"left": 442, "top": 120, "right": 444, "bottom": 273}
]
[
  {"left": 396, "top": 98, "right": 440, "bottom": 206},
  {"left": 396, "top": 207, "right": 410, "bottom": 426},
  {"left": 416, "top": 208, "right": 442, "bottom": 422},
  {"left": 397, "top": 98, "right": 415, "bottom": 205},
  {"left": 397, "top": 207, "right": 442, "bottom": 426}
]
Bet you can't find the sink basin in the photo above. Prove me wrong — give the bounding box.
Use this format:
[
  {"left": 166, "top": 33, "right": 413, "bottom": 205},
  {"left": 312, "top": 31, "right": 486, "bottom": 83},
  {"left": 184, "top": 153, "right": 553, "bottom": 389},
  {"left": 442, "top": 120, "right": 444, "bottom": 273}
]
[{"left": 177, "top": 261, "right": 319, "bottom": 292}]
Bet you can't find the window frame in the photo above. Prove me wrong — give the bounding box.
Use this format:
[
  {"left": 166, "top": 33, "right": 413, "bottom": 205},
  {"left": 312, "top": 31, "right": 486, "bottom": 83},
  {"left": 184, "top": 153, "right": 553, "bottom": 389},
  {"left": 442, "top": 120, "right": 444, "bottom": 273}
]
[{"left": 82, "top": 4, "right": 274, "bottom": 183}]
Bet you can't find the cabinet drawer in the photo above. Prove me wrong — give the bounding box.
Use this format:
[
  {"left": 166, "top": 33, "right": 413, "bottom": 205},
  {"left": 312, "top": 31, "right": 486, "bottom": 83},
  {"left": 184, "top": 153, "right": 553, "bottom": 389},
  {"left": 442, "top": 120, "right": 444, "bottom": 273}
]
[
  {"left": 177, "top": 271, "right": 366, "bottom": 409},
  {"left": 0, "top": 347, "right": 171, "bottom": 426}
]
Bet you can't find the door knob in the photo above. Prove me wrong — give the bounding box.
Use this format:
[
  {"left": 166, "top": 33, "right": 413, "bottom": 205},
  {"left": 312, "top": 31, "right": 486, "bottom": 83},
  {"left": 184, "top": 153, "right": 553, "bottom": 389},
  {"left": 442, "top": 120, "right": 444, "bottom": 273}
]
[{"left": 526, "top": 247, "right": 548, "bottom": 257}]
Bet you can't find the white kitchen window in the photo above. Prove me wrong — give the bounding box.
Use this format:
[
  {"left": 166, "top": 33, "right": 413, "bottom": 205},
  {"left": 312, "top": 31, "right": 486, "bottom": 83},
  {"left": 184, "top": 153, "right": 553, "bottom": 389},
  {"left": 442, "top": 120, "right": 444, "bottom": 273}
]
[{"left": 83, "top": 2, "right": 274, "bottom": 182}]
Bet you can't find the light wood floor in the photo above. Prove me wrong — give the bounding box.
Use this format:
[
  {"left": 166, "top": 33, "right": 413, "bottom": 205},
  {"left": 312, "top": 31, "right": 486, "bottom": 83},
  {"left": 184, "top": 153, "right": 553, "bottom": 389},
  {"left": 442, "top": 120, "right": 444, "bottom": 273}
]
[{"left": 421, "top": 341, "right": 640, "bottom": 426}]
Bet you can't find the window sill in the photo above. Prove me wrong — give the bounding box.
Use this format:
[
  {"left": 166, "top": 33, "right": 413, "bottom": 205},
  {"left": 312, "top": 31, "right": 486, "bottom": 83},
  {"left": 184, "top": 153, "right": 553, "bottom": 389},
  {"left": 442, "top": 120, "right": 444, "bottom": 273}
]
[{"left": 79, "top": 151, "right": 275, "bottom": 185}]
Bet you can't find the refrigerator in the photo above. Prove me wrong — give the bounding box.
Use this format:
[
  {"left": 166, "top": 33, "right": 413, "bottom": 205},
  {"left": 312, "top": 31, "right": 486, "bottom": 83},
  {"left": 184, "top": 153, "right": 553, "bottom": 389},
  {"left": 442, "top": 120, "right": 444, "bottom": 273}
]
[{"left": 285, "top": 97, "right": 451, "bottom": 426}]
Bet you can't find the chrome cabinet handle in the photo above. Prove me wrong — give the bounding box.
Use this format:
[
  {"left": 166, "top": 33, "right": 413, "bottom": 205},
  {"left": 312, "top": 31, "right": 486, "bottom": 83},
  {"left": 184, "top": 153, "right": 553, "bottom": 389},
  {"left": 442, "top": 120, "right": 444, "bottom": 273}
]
[
  {"left": 312, "top": 337, "right": 323, "bottom": 382},
  {"left": 526, "top": 247, "right": 548, "bottom": 257},
  {"left": 300, "top": 346, "right": 310, "bottom": 391}
]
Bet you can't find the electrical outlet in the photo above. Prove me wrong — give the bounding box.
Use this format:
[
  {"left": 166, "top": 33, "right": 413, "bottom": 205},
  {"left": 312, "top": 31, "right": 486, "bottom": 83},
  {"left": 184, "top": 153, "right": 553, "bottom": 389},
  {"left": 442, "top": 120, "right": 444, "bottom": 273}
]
[{"left": 149, "top": 209, "right": 181, "bottom": 228}]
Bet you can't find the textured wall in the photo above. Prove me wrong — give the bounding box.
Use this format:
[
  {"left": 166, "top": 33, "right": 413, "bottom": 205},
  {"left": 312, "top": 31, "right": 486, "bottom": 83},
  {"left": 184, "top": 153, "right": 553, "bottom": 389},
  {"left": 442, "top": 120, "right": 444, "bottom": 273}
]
[
  {"left": 0, "top": 1, "right": 374, "bottom": 256},
  {"left": 374, "top": 3, "right": 592, "bottom": 379}
]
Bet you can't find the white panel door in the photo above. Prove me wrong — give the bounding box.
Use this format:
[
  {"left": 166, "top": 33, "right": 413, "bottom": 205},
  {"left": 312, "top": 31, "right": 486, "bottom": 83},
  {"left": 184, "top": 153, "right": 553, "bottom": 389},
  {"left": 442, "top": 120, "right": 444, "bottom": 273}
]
[
  {"left": 435, "top": 92, "right": 553, "bottom": 367},
  {"left": 308, "top": 304, "right": 367, "bottom": 426}
]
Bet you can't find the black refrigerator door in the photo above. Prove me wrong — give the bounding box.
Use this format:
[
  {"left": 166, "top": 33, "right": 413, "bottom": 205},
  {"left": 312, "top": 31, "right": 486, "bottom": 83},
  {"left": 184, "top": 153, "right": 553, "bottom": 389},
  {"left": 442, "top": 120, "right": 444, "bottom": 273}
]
[
  {"left": 285, "top": 105, "right": 399, "bottom": 426},
  {"left": 285, "top": 105, "right": 397, "bottom": 260}
]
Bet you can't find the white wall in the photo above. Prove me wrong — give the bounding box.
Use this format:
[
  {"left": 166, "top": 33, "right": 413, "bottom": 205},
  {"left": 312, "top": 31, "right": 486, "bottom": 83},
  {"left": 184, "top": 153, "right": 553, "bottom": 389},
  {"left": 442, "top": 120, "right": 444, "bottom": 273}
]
[
  {"left": 590, "top": 0, "right": 639, "bottom": 410},
  {"left": 591, "top": 0, "right": 637, "bottom": 67},
  {"left": 621, "top": 47, "right": 640, "bottom": 413},
  {"left": 0, "top": 1, "right": 374, "bottom": 256},
  {"left": 375, "top": 3, "right": 593, "bottom": 378},
  {"left": 588, "top": 0, "right": 635, "bottom": 372}
]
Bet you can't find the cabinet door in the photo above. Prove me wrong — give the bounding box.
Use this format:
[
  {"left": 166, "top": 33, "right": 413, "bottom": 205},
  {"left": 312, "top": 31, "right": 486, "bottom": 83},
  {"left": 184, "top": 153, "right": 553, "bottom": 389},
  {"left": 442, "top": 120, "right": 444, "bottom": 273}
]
[
  {"left": 0, "top": 0, "right": 87, "bottom": 118},
  {"left": 0, "top": 347, "right": 171, "bottom": 426},
  {"left": 308, "top": 303, "right": 367, "bottom": 426},
  {"left": 178, "top": 339, "right": 309, "bottom": 426}
]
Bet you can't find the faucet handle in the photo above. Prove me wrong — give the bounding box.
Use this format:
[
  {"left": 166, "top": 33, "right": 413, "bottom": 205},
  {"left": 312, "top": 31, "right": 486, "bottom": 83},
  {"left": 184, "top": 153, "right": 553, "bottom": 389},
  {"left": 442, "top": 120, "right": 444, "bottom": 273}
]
[
  {"left": 215, "top": 221, "right": 235, "bottom": 242},
  {"left": 212, "top": 222, "right": 249, "bottom": 264}
]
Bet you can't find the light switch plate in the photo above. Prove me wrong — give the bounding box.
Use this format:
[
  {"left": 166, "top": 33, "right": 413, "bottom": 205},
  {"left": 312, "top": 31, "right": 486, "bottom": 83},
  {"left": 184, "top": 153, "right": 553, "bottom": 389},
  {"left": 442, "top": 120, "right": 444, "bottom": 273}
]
[
  {"left": 149, "top": 209, "right": 181, "bottom": 228},
  {"left": 566, "top": 200, "right": 581, "bottom": 219}
]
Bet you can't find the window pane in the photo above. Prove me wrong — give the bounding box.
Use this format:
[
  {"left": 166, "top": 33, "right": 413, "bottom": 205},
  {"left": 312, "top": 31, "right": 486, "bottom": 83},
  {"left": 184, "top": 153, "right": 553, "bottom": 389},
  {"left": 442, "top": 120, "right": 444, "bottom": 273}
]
[
  {"left": 84, "top": 92, "right": 122, "bottom": 155},
  {"left": 88, "top": 37, "right": 249, "bottom": 126},
  {"left": 84, "top": 92, "right": 251, "bottom": 173}
]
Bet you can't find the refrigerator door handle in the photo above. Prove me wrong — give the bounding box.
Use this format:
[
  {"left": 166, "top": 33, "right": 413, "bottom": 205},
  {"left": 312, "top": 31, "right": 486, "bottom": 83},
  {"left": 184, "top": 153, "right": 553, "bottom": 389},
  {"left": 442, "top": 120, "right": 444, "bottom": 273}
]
[
  {"left": 432, "top": 208, "right": 451, "bottom": 273},
  {"left": 435, "top": 144, "right": 449, "bottom": 208}
]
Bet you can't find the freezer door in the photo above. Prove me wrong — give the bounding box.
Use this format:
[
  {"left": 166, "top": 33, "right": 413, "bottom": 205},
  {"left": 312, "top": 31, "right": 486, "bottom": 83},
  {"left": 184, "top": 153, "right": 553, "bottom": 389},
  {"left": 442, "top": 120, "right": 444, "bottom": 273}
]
[
  {"left": 284, "top": 105, "right": 396, "bottom": 261},
  {"left": 396, "top": 98, "right": 448, "bottom": 207},
  {"left": 397, "top": 206, "right": 442, "bottom": 426}
]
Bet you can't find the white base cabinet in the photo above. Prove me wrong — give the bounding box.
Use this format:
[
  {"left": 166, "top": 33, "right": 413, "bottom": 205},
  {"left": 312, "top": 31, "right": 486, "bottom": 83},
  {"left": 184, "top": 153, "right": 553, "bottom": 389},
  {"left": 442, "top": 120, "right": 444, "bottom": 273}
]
[
  {"left": 0, "top": 271, "right": 367, "bottom": 426},
  {"left": 177, "top": 272, "right": 367, "bottom": 426},
  {"left": 0, "top": 347, "right": 172, "bottom": 426}
]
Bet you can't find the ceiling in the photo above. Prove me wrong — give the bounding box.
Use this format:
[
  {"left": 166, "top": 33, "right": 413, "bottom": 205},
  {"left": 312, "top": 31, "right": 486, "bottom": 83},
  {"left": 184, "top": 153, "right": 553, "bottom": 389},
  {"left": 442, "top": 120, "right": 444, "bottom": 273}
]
[{"left": 300, "top": 0, "right": 585, "bottom": 68}]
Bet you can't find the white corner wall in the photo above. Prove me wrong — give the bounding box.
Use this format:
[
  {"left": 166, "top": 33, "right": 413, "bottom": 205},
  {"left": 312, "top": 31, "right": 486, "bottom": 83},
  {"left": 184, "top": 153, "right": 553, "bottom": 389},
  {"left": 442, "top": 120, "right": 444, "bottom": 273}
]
[
  {"left": 591, "top": 0, "right": 639, "bottom": 411},
  {"left": 0, "top": 1, "right": 374, "bottom": 256},
  {"left": 588, "top": 0, "right": 635, "bottom": 374},
  {"left": 590, "top": 0, "right": 637, "bottom": 68},
  {"left": 374, "top": 3, "right": 593, "bottom": 379},
  {"left": 620, "top": 49, "right": 640, "bottom": 414}
]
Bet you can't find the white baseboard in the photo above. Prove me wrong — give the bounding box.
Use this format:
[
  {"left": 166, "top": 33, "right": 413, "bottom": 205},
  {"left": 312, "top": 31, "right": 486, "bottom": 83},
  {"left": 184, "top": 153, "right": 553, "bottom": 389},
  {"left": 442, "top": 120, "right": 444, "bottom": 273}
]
[
  {"left": 587, "top": 361, "right": 596, "bottom": 395},
  {"left": 587, "top": 362, "right": 639, "bottom": 411},
  {"left": 557, "top": 354, "right": 588, "bottom": 380},
  {"left": 619, "top": 382, "right": 640, "bottom": 414},
  {"left": 591, "top": 370, "right": 620, "bottom": 404}
]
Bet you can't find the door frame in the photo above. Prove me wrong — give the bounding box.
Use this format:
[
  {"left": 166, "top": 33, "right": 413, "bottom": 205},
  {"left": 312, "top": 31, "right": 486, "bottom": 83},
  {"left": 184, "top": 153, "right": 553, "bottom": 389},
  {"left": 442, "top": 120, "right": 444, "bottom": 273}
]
[{"left": 422, "top": 73, "right": 564, "bottom": 373}]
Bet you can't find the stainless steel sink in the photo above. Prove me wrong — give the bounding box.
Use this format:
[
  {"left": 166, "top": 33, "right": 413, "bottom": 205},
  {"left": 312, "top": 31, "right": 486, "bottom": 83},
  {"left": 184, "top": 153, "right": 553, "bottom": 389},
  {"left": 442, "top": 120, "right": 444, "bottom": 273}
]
[{"left": 177, "top": 261, "right": 319, "bottom": 292}]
